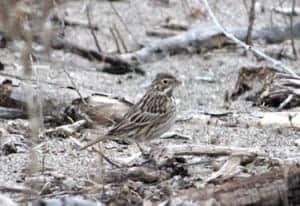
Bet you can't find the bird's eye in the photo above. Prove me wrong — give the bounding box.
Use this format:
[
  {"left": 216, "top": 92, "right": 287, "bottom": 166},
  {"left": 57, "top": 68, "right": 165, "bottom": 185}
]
[{"left": 162, "top": 79, "right": 169, "bottom": 84}]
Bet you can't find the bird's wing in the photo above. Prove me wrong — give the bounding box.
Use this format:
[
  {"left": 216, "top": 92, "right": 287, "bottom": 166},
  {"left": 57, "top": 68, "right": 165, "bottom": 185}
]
[
  {"left": 107, "top": 106, "right": 163, "bottom": 136},
  {"left": 80, "top": 109, "right": 162, "bottom": 150}
]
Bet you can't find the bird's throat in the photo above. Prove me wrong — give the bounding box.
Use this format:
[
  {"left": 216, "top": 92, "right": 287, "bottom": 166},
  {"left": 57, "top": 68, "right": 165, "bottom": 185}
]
[{"left": 166, "top": 88, "right": 173, "bottom": 97}]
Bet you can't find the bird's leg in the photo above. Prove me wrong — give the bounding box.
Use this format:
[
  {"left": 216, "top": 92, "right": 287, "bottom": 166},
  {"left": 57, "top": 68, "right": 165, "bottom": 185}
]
[
  {"left": 135, "top": 142, "right": 159, "bottom": 168},
  {"left": 136, "top": 142, "right": 150, "bottom": 159},
  {"left": 93, "top": 146, "right": 122, "bottom": 168}
]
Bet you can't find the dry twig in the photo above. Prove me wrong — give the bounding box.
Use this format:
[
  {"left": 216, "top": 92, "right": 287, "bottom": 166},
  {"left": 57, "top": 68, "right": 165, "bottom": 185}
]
[
  {"left": 110, "top": 27, "right": 121, "bottom": 53},
  {"left": 164, "top": 144, "right": 261, "bottom": 158},
  {"left": 113, "top": 24, "right": 128, "bottom": 53},
  {"left": 205, "top": 155, "right": 243, "bottom": 184},
  {"left": 244, "top": 0, "right": 256, "bottom": 45},
  {"left": 200, "top": 0, "right": 299, "bottom": 77},
  {"left": 61, "top": 66, "right": 87, "bottom": 105},
  {"left": 108, "top": 0, "right": 137, "bottom": 47},
  {"left": 290, "top": 0, "right": 298, "bottom": 59},
  {"left": 86, "top": 1, "right": 102, "bottom": 53}
]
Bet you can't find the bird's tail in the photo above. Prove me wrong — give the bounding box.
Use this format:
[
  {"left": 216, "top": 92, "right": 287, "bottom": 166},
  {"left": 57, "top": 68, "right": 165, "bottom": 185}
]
[{"left": 80, "top": 135, "right": 111, "bottom": 150}]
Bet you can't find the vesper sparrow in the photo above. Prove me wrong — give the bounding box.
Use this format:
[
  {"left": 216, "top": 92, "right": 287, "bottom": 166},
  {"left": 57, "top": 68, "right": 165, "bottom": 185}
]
[{"left": 81, "top": 73, "right": 181, "bottom": 150}]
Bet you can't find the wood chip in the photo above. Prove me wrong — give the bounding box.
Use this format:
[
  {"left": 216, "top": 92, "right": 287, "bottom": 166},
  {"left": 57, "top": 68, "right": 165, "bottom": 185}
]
[{"left": 259, "top": 112, "right": 300, "bottom": 128}]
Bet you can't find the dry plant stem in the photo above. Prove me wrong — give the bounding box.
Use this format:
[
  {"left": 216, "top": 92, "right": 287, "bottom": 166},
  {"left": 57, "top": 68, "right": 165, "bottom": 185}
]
[
  {"left": 22, "top": 34, "right": 41, "bottom": 201},
  {"left": 113, "top": 24, "right": 128, "bottom": 53},
  {"left": 278, "top": 94, "right": 294, "bottom": 110},
  {"left": 290, "top": 0, "right": 298, "bottom": 59},
  {"left": 200, "top": 0, "right": 299, "bottom": 78},
  {"left": 96, "top": 142, "right": 105, "bottom": 184},
  {"left": 59, "top": 5, "right": 88, "bottom": 104},
  {"left": 86, "top": 1, "right": 102, "bottom": 53},
  {"left": 180, "top": 0, "right": 191, "bottom": 18},
  {"left": 205, "top": 155, "right": 242, "bottom": 183},
  {"left": 94, "top": 147, "right": 121, "bottom": 168},
  {"left": 245, "top": 0, "right": 256, "bottom": 45},
  {"left": 110, "top": 27, "right": 121, "bottom": 53},
  {"left": 62, "top": 66, "right": 87, "bottom": 105},
  {"left": 108, "top": 1, "right": 137, "bottom": 45}
]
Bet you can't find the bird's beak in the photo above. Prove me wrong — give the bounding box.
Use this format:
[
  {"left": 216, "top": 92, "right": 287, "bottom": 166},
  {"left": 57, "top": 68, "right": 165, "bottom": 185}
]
[{"left": 175, "top": 79, "right": 182, "bottom": 86}]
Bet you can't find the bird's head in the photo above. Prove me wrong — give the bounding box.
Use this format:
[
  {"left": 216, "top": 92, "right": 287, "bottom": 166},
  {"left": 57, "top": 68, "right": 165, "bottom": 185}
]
[{"left": 151, "top": 73, "right": 181, "bottom": 95}]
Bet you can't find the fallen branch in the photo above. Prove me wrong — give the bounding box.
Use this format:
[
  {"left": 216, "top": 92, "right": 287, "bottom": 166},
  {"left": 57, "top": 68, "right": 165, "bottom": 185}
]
[
  {"left": 103, "top": 166, "right": 161, "bottom": 184},
  {"left": 273, "top": 6, "right": 300, "bottom": 16},
  {"left": 0, "top": 74, "right": 133, "bottom": 123},
  {"left": 160, "top": 18, "right": 189, "bottom": 31},
  {"left": 164, "top": 144, "right": 261, "bottom": 157},
  {"left": 51, "top": 36, "right": 144, "bottom": 75},
  {"left": 44, "top": 120, "right": 87, "bottom": 138},
  {"left": 201, "top": 0, "right": 298, "bottom": 77},
  {"left": 33, "top": 196, "right": 102, "bottom": 206},
  {"left": 0, "top": 76, "right": 95, "bottom": 118},
  {"left": 51, "top": 15, "right": 99, "bottom": 30},
  {"left": 116, "top": 1, "right": 300, "bottom": 74},
  {"left": 0, "top": 185, "right": 35, "bottom": 194},
  {"left": 259, "top": 112, "right": 300, "bottom": 129},
  {"left": 120, "top": 21, "right": 300, "bottom": 68},
  {"left": 205, "top": 155, "right": 243, "bottom": 184},
  {"left": 146, "top": 29, "right": 180, "bottom": 38},
  {"left": 170, "top": 166, "right": 300, "bottom": 206}
]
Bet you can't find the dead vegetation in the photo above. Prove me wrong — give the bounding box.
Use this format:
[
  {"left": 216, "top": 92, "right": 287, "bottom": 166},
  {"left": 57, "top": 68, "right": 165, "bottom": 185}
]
[{"left": 1, "top": 0, "right": 300, "bottom": 205}]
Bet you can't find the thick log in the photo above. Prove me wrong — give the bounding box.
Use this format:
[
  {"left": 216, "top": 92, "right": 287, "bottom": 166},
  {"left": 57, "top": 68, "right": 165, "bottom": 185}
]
[
  {"left": 170, "top": 166, "right": 300, "bottom": 206},
  {"left": 120, "top": 22, "right": 300, "bottom": 65},
  {"left": 50, "top": 37, "right": 145, "bottom": 75},
  {"left": 0, "top": 76, "right": 131, "bottom": 123},
  {"left": 0, "top": 76, "right": 92, "bottom": 117}
]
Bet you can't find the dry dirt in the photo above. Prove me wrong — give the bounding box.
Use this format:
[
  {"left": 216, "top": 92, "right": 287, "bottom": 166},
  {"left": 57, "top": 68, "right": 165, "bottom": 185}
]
[{"left": 0, "top": 0, "right": 300, "bottom": 204}]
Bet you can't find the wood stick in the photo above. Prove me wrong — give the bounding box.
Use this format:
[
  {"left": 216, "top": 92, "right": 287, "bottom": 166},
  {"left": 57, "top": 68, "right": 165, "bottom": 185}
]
[
  {"left": 86, "top": 1, "right": 102, "bottom": 53},
  {"left": 171, "top": 166, "right": 300, "bottom": 205},
  {"left": 164, "top": 144, "right": 261, "bottom": 157},
  {"left": 50, "top": 36, "right": 144, "bottom": 75},
  {"left": 200, "top": 0, "right": 298, "bottom": 77}
]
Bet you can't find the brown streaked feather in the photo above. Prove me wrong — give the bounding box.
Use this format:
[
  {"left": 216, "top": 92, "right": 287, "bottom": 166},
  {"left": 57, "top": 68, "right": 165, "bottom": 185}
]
[{"left": 80, "top": 73, "right": 179, "bottom": 150}]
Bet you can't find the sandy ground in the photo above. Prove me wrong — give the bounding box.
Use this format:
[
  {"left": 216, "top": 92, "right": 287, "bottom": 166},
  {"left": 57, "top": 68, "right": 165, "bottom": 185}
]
[{"left": 0, "top": 0, "right": 300, "bottom": 203}]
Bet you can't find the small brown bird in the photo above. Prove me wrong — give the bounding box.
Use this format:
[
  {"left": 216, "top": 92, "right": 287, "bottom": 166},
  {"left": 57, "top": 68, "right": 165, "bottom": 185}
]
[{"left": 81, "top": 73, "right": 181, "bottom": 150}]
